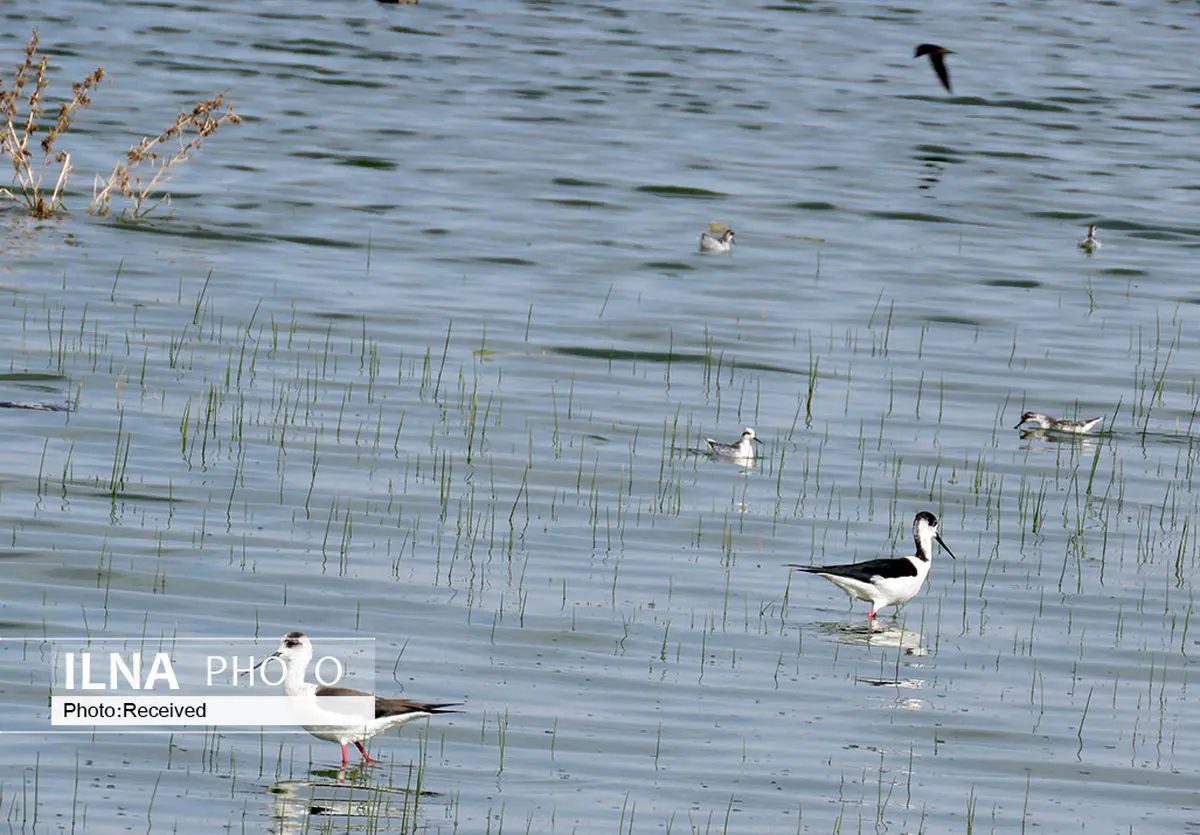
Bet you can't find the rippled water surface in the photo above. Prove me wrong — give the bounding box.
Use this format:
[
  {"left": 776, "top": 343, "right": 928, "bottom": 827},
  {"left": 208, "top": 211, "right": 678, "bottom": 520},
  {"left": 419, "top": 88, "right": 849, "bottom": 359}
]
[{"left": 2, "top": 1, "right": 1199, "bottom": 832}]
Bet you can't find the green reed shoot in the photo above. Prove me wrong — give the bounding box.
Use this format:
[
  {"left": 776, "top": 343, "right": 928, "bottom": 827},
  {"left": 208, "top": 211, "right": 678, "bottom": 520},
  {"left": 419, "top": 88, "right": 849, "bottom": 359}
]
[
  {"left": 496, "top": 708, "right": 509, "bottom": 776},
  {"left": 618, "top": 793, "right": 633, "bottom": 835}
]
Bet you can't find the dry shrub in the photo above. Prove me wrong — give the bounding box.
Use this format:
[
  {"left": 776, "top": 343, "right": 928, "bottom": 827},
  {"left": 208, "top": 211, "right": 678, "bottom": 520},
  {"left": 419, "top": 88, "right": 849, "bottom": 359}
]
[
  {"left": 1, "top": 30, "right": 240, "bottom": 220},
  {"left": 90, "top": 94, "right": 241, "bottom": 218},
  {"left": 0, "top": 30, "right": 104, "bottom": 218}
]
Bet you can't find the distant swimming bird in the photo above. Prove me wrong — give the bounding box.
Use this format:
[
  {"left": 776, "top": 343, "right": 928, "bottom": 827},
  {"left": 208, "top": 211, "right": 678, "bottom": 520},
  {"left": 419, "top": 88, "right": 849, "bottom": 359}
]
[
  {"left": 791, "top": 511, "right": 955, "bottom": 621},
  {"left": 705, "top": 427, "right": 760, "bottom": 461},
  {"left": 255, "top": 632, "right": 459, "bottom": 769},
  {"left": 0, "top": 401, "right": 68, "bottom": 411},
  {"left": 699, "top": 228, "right": 735, "bottom": 253},
  {"left": 914, "top": 44, "right": 954, "bottom": 94},
  {"left": 1014, "top": 412, "right": 1102, "bottom": 435},
  {"left": 1077, "top": 224, "right": 1101, "bottom": 253}
]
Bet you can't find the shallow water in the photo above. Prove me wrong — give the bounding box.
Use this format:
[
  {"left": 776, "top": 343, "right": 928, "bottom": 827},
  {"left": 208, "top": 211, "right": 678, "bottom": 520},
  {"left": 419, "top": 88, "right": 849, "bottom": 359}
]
[{"left": 2, "top": 1, "right": 1199, "bottom": 832}]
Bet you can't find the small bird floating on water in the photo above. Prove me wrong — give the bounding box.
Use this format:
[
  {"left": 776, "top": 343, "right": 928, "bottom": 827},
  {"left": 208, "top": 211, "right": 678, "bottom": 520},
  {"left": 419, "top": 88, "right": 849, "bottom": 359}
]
[
  {"left": 0, "top": 400, "right": 69, "bottom": 411},
  {"left": 705, "top": 427, "right": 760, "bottom": 462},
  {"left": 791, "top": 511, "right": 955, "bottom": 621},
  {"left": 913, "top": 44, "right": 954, "bottom": 94},
  {"left": 1077, "top": 224, "right": 1101, "bottom": 253},
  {"left": 699, "top": 222, "right": 735, "bottom": 253},
  {"left": 1014, "top": 412, "right": 1102, "bottom": 435},
  {"left": 254, "top": 632, "right": 460, "bottom": 769}
]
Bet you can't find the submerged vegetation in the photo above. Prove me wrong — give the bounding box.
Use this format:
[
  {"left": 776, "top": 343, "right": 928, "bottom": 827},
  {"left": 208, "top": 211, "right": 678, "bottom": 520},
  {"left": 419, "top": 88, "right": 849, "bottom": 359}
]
[{"left": 0, "top": 30, "right": 239, "bottom": 219}]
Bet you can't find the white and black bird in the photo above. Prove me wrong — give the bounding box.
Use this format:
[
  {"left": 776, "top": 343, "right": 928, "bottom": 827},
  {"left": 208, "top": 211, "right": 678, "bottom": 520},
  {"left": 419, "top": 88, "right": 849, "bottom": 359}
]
[
  {"left": 699, "top": 223, "right": 735, "bottom": 253},
  {"left": 705, "top": 427, "right": 761, "bottom": 462},
  {"left": 254, "top": 632, "right": 460, "bottom": 769},
  {"left": 1014, "top": 411, "right": 1102, "bottom": 435},
  {"left": 1077, "top": 224, "right": 1101, "bottom": 253},
  {"left": 791, "top": 511, "right": 955, "bottom": 621}
]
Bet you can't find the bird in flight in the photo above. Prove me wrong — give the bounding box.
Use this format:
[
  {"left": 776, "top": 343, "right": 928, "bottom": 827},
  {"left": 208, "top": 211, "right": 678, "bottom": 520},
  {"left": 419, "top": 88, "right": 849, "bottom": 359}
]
[{"left": 914, "top": 44, "right": 954, "bottom": 94}]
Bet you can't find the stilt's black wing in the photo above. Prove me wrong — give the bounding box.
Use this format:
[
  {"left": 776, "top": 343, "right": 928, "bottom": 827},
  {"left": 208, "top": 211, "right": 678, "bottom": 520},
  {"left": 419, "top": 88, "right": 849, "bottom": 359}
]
[
  {"left": 315, "top": 686, "right": 462, "bottom": 720},
  {"left": 790, "top": 557, "right": 916, "bottom": 582}
]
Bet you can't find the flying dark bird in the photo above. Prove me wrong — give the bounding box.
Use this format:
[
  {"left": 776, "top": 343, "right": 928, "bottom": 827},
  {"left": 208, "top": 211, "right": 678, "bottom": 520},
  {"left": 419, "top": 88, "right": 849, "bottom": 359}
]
[{"left": 914, "top": 44, "right": 954, "bottom": 94}]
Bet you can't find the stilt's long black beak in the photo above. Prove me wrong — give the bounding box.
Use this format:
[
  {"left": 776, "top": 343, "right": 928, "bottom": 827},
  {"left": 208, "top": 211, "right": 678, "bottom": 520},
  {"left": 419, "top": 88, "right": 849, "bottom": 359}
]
[
  {"left": 936, "top": 534, "right": 956, "bottom": 559},
  {"left": 243, "top": 650, "right": 281, "bottom": 677}
]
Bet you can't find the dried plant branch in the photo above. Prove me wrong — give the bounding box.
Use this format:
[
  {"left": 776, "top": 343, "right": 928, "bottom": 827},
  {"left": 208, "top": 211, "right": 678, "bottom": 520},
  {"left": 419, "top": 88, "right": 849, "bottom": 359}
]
[
  {"left": 89, "top": 94, "right": 241, "bottom": 218},
  {"left": 2, "top": 32, "right": 240, "bottom": 220},
  {"left": 0, "top": 30, "right": 104, "bottom": 218}
]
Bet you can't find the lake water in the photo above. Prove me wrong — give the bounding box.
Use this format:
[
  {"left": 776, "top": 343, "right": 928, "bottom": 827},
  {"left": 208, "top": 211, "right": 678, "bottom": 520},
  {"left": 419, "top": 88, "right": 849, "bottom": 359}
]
[{"left": 2, "top": 1, "right": 1199, "bottom": 832}]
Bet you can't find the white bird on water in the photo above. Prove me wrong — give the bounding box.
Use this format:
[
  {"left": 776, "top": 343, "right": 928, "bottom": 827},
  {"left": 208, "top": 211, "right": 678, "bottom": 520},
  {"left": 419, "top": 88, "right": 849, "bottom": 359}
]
[
  {"left": 699, "top": 222, "right": 735, "bottom": 253},
  {"left": 705, "top": 427, "right": 761, "bottom": 463},
  {"left": 1014, "top": 411, "right": 1103, "bottom": 435},
  {"left": 1077, "top": 224, "right": 1101, "bottom": 253},
  {"left": 254, "top": 632, "right": 460, "bottom": 768}
]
